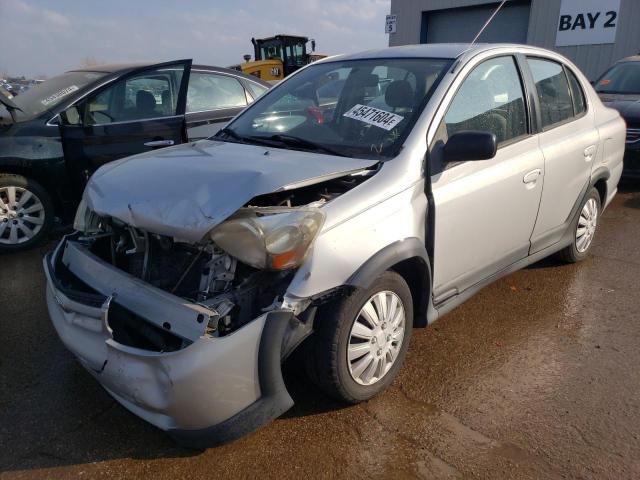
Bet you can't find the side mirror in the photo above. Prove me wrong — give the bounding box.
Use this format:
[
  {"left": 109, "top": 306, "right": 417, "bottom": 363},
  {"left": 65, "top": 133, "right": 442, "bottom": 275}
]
[{"left": 443, "top": 131, "right": 497, "bottom": 163}]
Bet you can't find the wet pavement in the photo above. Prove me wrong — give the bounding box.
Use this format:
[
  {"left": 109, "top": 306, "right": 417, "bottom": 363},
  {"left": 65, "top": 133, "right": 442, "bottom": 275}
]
[{"left": 1, "top": 187, "right": 639, "bottom": 480}]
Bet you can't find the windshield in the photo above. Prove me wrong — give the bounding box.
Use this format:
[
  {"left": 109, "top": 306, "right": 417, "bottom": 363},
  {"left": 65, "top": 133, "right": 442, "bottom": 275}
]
[
  {"left": 218, "top": 58, "right": 451, "bottom": 159},
  {"left": 595, "top": 62, "right": 640, "bottom": 95},
  {"left": 12, "top": 71, "right": 106, "bottom": 121}
]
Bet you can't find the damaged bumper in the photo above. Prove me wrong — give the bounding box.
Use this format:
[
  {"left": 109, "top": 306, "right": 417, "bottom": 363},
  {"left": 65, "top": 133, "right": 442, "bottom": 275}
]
[{"left": 44, "top": 237, "right": 294, "bottom": 448}]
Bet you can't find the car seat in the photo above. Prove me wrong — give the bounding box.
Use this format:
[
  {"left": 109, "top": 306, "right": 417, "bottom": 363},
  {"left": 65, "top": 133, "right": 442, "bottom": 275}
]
[
  {"left": 384, "top": 80, "right": 414, "bottom": 112},
  {"left": 136, "top": 90, "right": 157, "bottom": 117}
]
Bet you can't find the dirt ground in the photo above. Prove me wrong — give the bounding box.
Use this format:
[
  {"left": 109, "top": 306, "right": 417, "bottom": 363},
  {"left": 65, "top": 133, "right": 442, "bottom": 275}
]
[{"left": 1, "top": 187, "right": 639, "bottom": 479}]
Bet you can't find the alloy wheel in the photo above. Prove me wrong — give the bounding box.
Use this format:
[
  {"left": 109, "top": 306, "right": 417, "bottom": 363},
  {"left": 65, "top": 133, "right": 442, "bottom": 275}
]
[
  {"left": 576, "top": 197, "right": 598, "bottom": 253},
  {"left": 347, "top": 290, "right": 406, "bottom": 386},
  {"left": 0, "top": 186, "right": 46, "bottom": 245}
]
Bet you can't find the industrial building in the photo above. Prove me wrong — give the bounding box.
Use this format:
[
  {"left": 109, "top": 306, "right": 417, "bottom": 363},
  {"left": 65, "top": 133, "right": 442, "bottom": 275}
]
[{"left": 387, "top": 0, "right": 640, "bottom": 80}]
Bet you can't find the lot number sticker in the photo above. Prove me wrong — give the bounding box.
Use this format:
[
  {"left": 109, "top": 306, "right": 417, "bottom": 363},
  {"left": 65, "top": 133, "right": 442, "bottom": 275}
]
[
  {"left": 41, "top": 85, "right": 80, "bottom": 106},
  {"left": 343, "top": 104, "right": 404, "bottom": 131}
]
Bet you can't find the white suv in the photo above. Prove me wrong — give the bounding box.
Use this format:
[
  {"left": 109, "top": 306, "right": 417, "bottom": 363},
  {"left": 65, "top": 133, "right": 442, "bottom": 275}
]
[{"left": 45, "top": 44, "right": 624, "bottom": 447}]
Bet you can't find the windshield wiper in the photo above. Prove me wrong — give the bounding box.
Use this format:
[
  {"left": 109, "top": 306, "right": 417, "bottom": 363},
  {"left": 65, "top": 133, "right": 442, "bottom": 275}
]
[
  {"left": 252, "top": 134, "right": 351, "bottom": 157},
  {"left": 596, "top": 90, "right": 639, "bottom": 95},
  {"left": 215, "top": 127, "right": 243, "bottom": 141},
  {"left": 217, "top": 129, "right": 350, "bottom": 157},
  {"left": 215, "top": 128, "right": 278, "bottom": 148}
]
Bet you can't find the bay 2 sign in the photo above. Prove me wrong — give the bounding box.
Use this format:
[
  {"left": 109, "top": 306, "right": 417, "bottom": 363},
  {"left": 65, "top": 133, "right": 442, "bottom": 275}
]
[{"left": 555, "top": 0, "right": 620, "bottom": 47}]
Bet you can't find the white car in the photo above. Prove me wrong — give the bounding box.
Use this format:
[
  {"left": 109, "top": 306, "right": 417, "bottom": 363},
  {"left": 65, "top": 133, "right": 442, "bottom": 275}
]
[{"left": 45, "top": 43, "right": 624, "bottom": 447}]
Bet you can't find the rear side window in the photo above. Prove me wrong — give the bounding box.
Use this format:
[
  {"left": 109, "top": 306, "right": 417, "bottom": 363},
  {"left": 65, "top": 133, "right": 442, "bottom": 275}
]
[
  {"left": 527, "top": 58, "right": 573, "bottom": 129},
  {"left": 566, "top": 68, "right": 586, "bottom": 116},
  {"left": 245, "top": 81, "right": 269, "bottom": 99},
  {"left": 187, "top": 72, "right": 247, "bottom": 112},
  {"left": 443, "top": 56, "right": 527, "bottom": 146}
]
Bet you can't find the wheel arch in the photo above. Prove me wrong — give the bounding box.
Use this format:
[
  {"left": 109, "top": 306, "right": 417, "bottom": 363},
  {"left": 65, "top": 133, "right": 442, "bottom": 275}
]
[
  {"left": 591, "top": 166, "right": 610, "bottom": 207},
  {"left": 0, "top": 165, "right": 65, "bottom": 215},
  {"left": 345, "top": 238, "right": 432, "bottom": 328}
]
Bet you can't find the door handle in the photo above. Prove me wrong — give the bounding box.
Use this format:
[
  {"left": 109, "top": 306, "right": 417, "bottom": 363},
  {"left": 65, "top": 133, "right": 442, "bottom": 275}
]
[
  {"left": 583, "top": 145, "right": 596, "bottom": 162},
  {"left": 523, "top": 168, "right": 542, "bottom": 184},
  {"left": 144, "top": 139, "right": 174, "bottom": 147}
]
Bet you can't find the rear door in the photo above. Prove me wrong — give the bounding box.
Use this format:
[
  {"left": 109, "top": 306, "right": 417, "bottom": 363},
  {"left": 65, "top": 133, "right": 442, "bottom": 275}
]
[
  {"left": 525, "top": 57, "right": 597, "bottom": 252},
  {"left": 59, "top": 60, "right": 191, "bottom": 188},
  {"left": 185, "top": 71, "right": 254, "bottom": 140}
]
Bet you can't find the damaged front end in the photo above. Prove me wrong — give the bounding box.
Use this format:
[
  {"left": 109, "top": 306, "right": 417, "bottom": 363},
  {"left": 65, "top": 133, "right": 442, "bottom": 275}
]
[{"left": 45, "top": 161, "right": 376, "bottom": 447}]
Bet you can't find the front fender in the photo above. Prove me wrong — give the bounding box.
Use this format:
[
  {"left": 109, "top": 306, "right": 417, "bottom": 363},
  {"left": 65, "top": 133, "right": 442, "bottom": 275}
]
[{"left": 286, "top": 182, "right": 428, "bottom": 299}]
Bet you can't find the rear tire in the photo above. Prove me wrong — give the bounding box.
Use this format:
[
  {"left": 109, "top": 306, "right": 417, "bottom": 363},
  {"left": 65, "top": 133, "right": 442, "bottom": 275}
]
[
  {"left": 0, "top": 174, "right": 54, "bottom": 253},
  {"left": 305, "top": 271, "right": 413, "bottom": 404},
  {"left": 557, "top": 187, "right": 601, "bottom": 263}
]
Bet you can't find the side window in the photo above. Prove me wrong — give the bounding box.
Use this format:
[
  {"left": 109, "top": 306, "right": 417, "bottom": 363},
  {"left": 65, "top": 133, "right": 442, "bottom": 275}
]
[
  {"left": 83, "top": 65, "right": 184, "bottom": 125},
  {"left": 442, "top": 56, "right": 527, "bottom": 146},
  {"left": 187, "top": 72, "right": 248, "bottom": 112},
  {"left": 566, "top": 68, "right": 587, "bottom": 116},
  {"left": 245, "top": 81, "right": 269, "bottom": 99},
  {"left": 527, "top": 58, "right": 574, "bottom": 129}
]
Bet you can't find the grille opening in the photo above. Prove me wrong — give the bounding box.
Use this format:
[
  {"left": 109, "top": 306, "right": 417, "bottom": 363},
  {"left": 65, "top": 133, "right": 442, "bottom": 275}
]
[
  {"left": 108, "top": 302, "right": 186, "bottom": 352},
  {"left": 626, "top": 128, "right": 640, "bottom": 143},
  {"left": 52, "top": 250, "right": 106, "bottom": 307}
]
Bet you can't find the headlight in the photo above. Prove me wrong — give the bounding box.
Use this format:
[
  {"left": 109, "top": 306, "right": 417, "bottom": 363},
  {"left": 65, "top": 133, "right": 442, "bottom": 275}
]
[
  {"left": 210, "top": 207, "right": 325, "bottom": 270},
  {"left": 73, "top": 199, "right": 100, "bottom": 233}
]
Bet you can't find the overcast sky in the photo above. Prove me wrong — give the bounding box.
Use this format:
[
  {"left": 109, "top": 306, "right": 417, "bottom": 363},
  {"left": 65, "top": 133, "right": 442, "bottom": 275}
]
[{"left": 0, "top": 0, "right": 390, "bottom": 77}]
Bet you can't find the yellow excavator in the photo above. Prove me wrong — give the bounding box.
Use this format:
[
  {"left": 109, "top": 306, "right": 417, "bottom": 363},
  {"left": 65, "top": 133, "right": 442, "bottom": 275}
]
[{"left": 231, "top": 35, "right": 326, "bottom": 81}]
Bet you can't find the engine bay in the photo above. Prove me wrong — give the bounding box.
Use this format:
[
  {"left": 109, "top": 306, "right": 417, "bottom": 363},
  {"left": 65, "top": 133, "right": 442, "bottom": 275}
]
[{"left": 70, "top": 168, "right": 377, "bottom": 344}]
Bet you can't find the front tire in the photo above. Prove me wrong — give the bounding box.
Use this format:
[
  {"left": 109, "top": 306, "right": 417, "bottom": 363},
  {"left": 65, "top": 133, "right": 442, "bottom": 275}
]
[
  {"left": 0, "top": 174, "right": 54, "bottom": 253},
  {"left": 305, "top": 271, "right": 413, "bottom": 404},
  {"left": 558, "top": 187, "right": 601, "bottom": 263}
]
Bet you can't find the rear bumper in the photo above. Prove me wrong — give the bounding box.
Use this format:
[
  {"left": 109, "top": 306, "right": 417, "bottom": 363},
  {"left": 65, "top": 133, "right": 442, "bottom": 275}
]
[{"left": 44, "top": 238, "right": 294, "bottom": 448}]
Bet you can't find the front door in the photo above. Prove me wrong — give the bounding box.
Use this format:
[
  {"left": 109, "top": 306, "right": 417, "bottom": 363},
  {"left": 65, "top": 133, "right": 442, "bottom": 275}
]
[
  {"left": 429, "top": 55, "right": 544, "bottom": 302},
  {"left": 59, "top": 60, "right": 191, "bottom": 191}
]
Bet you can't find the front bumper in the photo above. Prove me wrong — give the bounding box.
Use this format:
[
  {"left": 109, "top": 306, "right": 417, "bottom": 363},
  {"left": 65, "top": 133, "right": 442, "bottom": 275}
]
[
  {"left": 623, "top": 143, "right": 640, "bottom": 179},
  {"left": 44, "top": 237, "right": 294, "bottom": 448}
]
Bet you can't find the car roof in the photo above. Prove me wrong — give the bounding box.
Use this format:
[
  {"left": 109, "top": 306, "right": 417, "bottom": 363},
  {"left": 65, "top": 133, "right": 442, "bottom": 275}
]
[
  {"left": 67, "top": 62, "right": 157, "bottom": 73},
  {"left": 66, "top": 62, "right": 270, "bottom": 86},
  {"left": 322, "top": 43, "right": 557, "bottom": 62}
]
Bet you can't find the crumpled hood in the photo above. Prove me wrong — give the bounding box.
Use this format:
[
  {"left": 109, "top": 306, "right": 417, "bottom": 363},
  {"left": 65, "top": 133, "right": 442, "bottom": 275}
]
[{"left": 85, "top": 140, "right": 377, "bottom": 242}]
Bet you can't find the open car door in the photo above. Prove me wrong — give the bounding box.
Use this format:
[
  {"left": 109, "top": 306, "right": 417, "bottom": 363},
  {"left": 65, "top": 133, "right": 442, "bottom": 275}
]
[{"left": 58, "top": 59, "right": 191, "bottom": 191}]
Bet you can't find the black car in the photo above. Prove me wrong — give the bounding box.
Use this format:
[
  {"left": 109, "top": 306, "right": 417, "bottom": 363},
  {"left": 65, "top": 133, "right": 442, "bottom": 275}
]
[
  {"left": 595, "top": 56, "right": 640, "bottom": 179},
  {"left": 0, "top": 60, "right": 270, "bottom": 251}
]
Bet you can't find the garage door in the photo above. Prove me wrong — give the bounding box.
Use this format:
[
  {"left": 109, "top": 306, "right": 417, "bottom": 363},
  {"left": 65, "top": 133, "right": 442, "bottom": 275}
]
[{"left": 422, "top": 1, "right": 531, "bottom": 44}]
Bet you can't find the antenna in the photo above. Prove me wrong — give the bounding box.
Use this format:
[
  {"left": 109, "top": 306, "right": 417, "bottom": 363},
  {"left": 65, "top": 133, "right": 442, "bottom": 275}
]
[{"left": 470, "top": 0, "right": 508, "bottom": 45}]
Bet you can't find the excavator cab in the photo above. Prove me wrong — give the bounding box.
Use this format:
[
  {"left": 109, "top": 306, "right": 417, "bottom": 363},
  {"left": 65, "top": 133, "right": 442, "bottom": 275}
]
[
  {"left": 231, "top": 34, "right": 325, "bottom": 82},
  {"left": 252, "top": 35, "right": 312, "bottom": 78}
]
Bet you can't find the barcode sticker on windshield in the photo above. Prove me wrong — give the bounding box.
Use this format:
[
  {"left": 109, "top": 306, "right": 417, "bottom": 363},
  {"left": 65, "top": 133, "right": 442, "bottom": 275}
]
[
  {"left": 343, "top": 104, "right": 404, "bottom": 131},
  {"left": 41, "top": 85, "right": 79, "bottom": 106}
]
